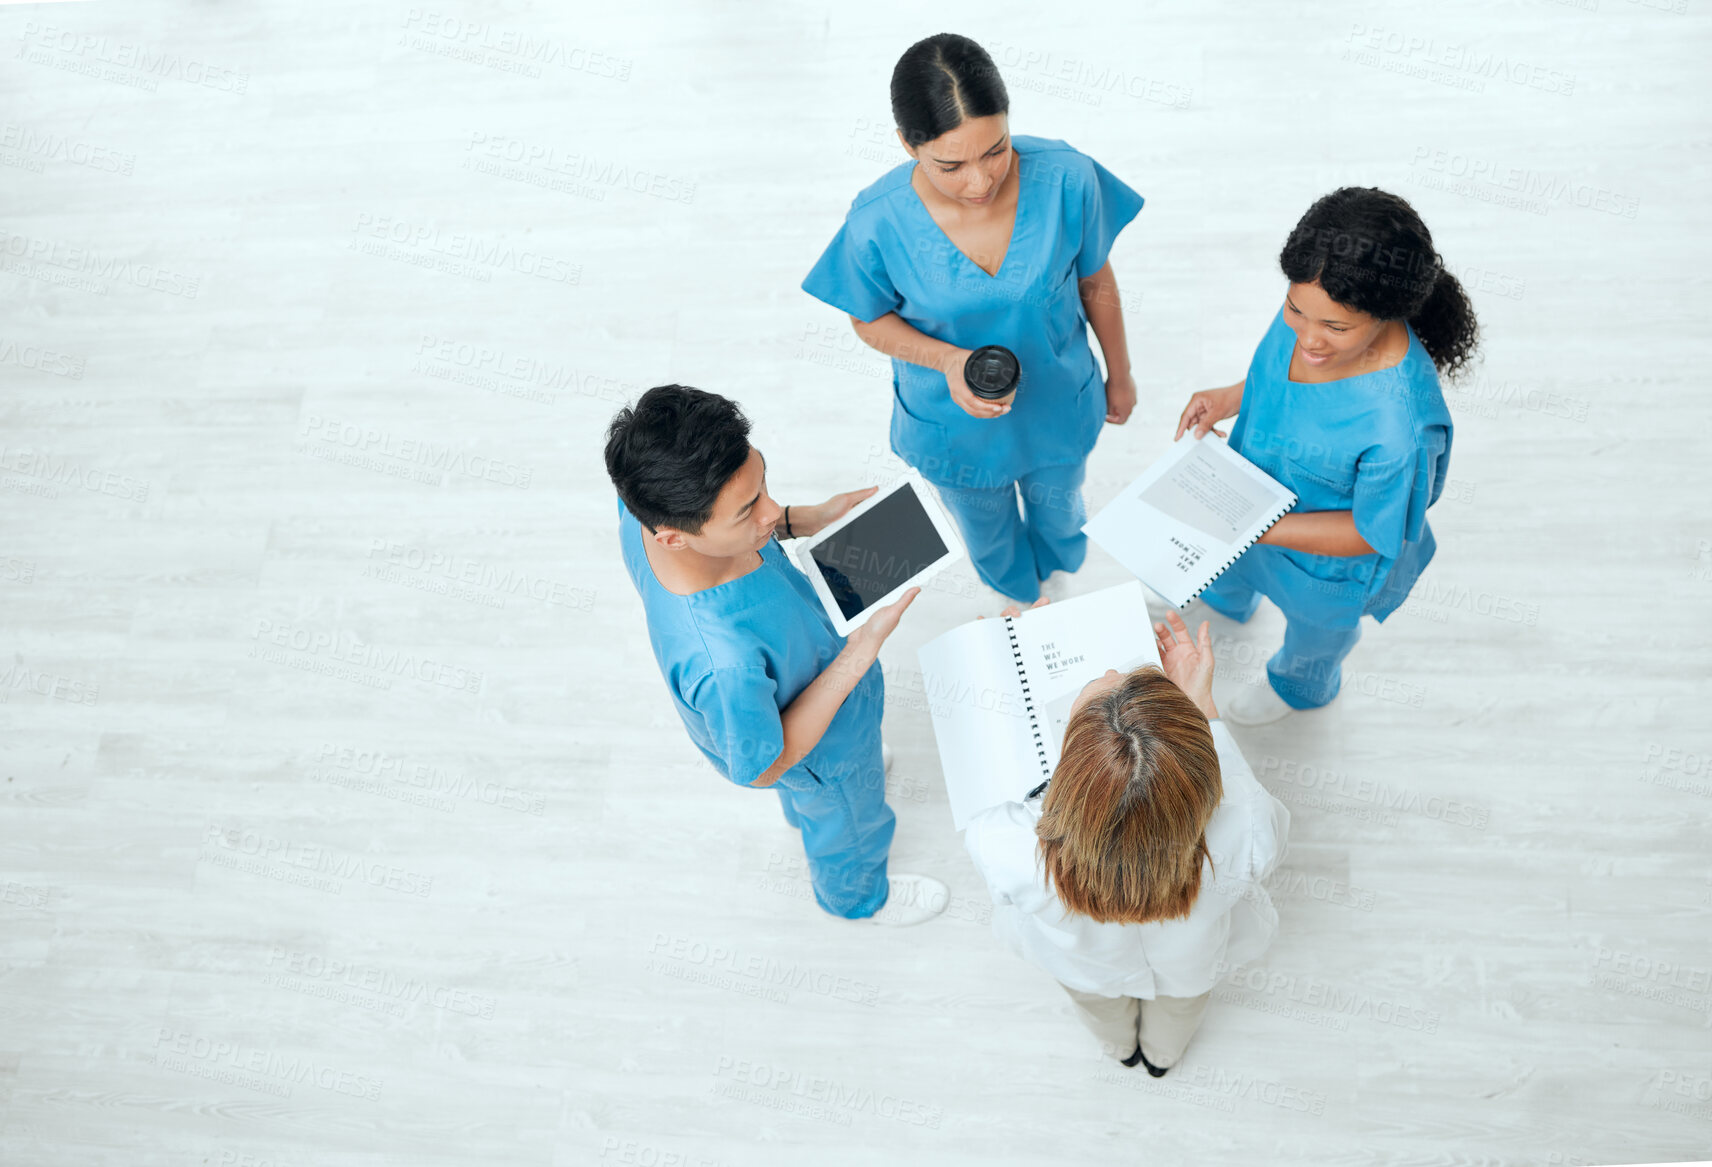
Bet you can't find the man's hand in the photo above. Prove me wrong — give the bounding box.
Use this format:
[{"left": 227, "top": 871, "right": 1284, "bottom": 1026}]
[
  {"left": 1154, "top": 609, "right": 1218, "bottom": 720},
  {"left": 789, "top": 485, "right": 878, "bottom": 538},
  {"left": 751, "top": 586, "right": 921, "bottom": 789},
  {"left": 845, "top": 587, "right": 921, "bottom": 658}
]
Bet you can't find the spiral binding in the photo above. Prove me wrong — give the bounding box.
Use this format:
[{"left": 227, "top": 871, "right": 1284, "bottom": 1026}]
[
  {"left": 1181, "top": 494, "right": 1298, "bottom": 609},
  {"left": 1003, "top": 615, "right": 1053, "bottom": 780}
]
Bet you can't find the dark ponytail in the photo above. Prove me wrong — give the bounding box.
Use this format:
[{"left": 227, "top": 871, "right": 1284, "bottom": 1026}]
[
  {"left": 1279, "top": 187, "right": 1481, "bottom": 381},
  {"left": 1407, "top": 269, "right": 1479, "bottom": 382},
  {"left": 890, "top": 34, "right": 1008, "bottom": 150}
]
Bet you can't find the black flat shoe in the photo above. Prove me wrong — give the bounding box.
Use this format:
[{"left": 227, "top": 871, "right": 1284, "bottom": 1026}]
[
  {"left": 1121, "top": 1045, "right": 1145, "bottom": 1067},
  {"left": 1132, "top": 1046, "right": 1169, "bottom": 1078}
]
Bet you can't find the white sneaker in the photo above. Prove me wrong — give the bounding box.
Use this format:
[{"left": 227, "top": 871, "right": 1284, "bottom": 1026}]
[
  {"left": 1224, "top": 680, "right": 1296, "bottom": 727},
  {"left": 882, "top": 743, "right": 894, "bottom": 775},
  {"left": 866, "top": 873, "right": 948, "bottom": 926}
]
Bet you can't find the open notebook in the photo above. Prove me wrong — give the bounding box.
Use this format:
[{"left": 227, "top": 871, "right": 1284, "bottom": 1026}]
[
  {"left": 916, "top": 581, "right": 1159, "bottom": 830},
  {"left": 1084, "top": 433, "right": 1296, "bottom": 609}
]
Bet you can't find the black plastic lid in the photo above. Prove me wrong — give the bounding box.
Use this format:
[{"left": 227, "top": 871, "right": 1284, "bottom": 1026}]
[{"left": 964, "top": 345, "right": 1019, "bottom": 399}]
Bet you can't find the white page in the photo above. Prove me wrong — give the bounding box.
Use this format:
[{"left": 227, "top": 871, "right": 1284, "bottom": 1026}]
[
  {"left": 1084, "top": 434, "right": 1295, "bottom": 608},
  {"left": 1009, "top": 581, "right": 1161, "bottom": 771},
  {"left": 1038, "top": 646, "right": 1161, "bottom": 765},
  {"left": 1141, "top": 438, "right": 1276, "bottom": 542},
  {"left": 918, "top": 581, "right": 1161, "bottom": 829},
  {"left": 915, "top": 616, "right": 1037, "bottom": 829}
]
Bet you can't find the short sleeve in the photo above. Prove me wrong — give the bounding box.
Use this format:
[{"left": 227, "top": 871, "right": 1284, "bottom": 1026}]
[
  {"left": 1351, "top": 426, "right": 1451, "bottom": 560},
  {"left": 962, "top": 804, "right": 1022, "bottom": 906},
  {"left": 802, "top": 218, "right": 902, "bottom": 324},
  {"left": 684, "top": 666, "right": 784, "bottom": 787},
  {"left": 1210, "top": 720, "right": 1290, "bottom": 882},
  {"left": 1073, "top": 155, "right": 1145, "bottom": 280}
]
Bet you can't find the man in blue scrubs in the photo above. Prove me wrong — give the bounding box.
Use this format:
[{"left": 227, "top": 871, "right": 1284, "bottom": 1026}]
[{"left": 606, "top": 384, "right": 945, "bottom": 924}]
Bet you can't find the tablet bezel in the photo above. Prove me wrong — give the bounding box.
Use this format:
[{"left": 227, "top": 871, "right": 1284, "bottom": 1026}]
[{"left": 787, "top": 470, "right": 966, "bottom": 636}]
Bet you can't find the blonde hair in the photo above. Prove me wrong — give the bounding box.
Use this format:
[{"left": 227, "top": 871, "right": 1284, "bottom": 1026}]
[{"left": 1035, "top": 667, "right": 1222, "bottom": 924}]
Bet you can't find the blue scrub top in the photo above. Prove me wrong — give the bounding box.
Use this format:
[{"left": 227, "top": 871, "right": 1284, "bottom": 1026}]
[
  {"left": 802, "top": 135, "right": 1143, "bottom": 492},
  {"left": 1228, "top": 308, "right": 1454, "bottom": 625},
  {"left": 616, "top": 497, "right": 884, "bottom": 790}
]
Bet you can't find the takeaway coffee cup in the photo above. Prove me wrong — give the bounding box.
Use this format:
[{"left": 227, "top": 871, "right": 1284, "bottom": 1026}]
[{"left": 964, "top": 345, "right": 1019, "bottom": 405}]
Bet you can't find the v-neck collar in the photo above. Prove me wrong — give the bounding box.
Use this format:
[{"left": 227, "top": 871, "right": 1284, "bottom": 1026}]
[
  {"left": 905, "top": 146, "right": 1026, "bottom": 280},
  {"left": 631, "top": 508, "right": 769, "bottom": 599}
]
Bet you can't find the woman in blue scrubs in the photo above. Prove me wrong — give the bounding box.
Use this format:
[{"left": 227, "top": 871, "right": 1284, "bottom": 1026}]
[
  {"left": 1176, "top": 187, "right": 1481, "bottom": 725},
  {"left": 803, "top": 33, "right": 1143, "bottom": 603}
]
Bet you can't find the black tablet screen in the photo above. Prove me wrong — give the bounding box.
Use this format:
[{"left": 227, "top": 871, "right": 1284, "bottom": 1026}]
[{"left": 807, "top": 486, "right": 949, "bottom": 621}]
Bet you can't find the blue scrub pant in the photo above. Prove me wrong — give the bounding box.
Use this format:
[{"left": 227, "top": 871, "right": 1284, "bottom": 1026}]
[
  {"left": 936, "top": 460, "right": 1089, "bottom": 603},
  {"left": 1199, "top": 558, "right": 1363, "bottom": 710},
  {"left": 776, "top": 751, "right": 894, "bottom": 919}
]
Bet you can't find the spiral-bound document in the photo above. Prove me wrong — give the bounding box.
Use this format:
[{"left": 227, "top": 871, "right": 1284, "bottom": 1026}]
[
  {"left": 1084, "top": 434, "right": 1297, "bottom": 609},
  {"left": 916, "top": 581, "right": 1159, "bottom": 830}
]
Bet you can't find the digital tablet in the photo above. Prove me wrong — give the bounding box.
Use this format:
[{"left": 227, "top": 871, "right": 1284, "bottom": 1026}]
[{"left": 788, "top": 472, "right": 966, "bottom": 636}]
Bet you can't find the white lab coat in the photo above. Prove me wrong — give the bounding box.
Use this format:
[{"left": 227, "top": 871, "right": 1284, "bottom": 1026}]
[{"left": 963, "top": 719, "right": 1290, "bottom": 999}]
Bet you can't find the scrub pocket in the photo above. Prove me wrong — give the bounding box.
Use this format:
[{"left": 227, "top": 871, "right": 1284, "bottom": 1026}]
[
  {"left": 889, "top": 372, "right": 952, "bottom": 475},
  {"left": 1043, "top": 269, "right": 1086, "bottom": 354},
  {"left": 1283, "top": 444, "right": 1360, "bottom": 495},
  {"left": 1272, "top": 547, "right": 1377, "bottom": 630}
]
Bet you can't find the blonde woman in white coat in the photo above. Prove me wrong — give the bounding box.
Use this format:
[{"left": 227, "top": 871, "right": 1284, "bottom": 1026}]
[{"left": 964, "top": 609, "right": 1290, "bottom": 1075}]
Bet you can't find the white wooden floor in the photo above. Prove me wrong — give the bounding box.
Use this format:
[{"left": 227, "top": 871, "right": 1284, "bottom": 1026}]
[{"left": 2, "top": 2, "right": 1709, "bottom": 1165}]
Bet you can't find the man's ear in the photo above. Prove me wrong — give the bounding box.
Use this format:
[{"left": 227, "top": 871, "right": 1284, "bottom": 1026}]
[{"left": 649, "top": 525, "right": 690, "bottom": 551}]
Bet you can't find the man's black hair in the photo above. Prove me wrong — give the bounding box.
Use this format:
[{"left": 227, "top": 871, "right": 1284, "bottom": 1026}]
[{"left": 604, "top": 384, "right": 753, "bottom": 533}]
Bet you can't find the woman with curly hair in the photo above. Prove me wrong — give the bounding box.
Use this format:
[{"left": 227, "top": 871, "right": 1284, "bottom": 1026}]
[{"left": 1175, "top": 187, "right": 1481, "bottom": 724}]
